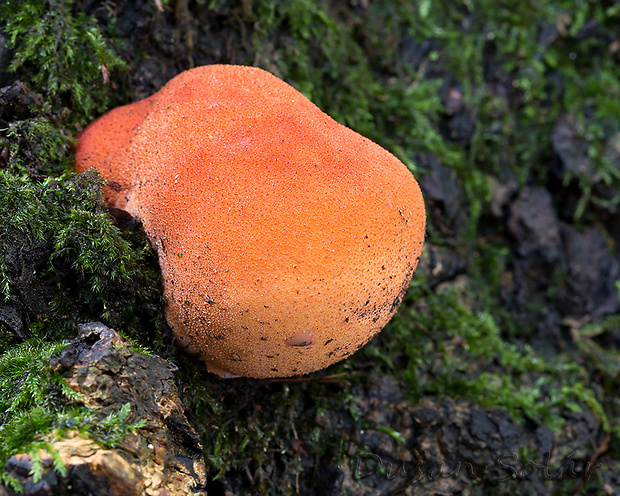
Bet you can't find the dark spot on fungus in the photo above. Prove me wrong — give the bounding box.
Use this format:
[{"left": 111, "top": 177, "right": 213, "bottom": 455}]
[{"left": 107, "top": 180, "right": 124, "bottom": 192}]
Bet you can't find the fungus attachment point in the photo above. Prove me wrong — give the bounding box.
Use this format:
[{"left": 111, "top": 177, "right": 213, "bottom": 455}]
[{"left": 75, "top": 65, "right": 426, "bottom": 378}]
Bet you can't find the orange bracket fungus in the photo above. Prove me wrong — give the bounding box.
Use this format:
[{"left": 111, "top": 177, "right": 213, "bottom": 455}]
[{"left": 75, "top": 65, "right": 426, "bottom": 378}]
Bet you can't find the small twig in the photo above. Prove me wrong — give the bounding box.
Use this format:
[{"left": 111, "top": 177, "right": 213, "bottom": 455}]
[
  {"left": 265, "top": 372, "right": 351, "bottom": 385},
  {"left": 569, "top": 431, "right": 611, "bottom": 496}
]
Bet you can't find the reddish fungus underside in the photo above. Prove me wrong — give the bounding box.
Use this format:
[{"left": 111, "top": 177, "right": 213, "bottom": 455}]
[{"left": 75, "top": 65, "right": 426, "bottom": 378}]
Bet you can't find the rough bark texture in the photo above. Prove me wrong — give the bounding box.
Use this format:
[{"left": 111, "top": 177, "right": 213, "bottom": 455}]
[{"left": 2, "top": 323, "right": 206, "bottom": 496}]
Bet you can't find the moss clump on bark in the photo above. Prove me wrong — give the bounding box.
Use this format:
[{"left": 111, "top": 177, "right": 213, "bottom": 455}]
[
  {"left": 2, "top": 0, "right": 126, "bottom": 120},
  {"left": 0, "top": 169, "right": 162, "bottom": 347}
]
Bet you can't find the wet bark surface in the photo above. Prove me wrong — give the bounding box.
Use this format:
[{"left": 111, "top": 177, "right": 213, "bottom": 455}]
[{"left": 1, "top": 323, "right": 206, "bottom": 496}]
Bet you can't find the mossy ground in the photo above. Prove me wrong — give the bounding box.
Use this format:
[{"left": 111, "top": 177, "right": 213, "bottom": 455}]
[{"left": 1, "top": 0, "right": 619, "bottom": 495}]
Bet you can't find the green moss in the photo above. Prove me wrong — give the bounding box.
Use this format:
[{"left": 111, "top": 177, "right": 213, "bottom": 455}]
[
  {"left": 1, "top": 0, "right": 126, "bottom": 121},
  {"left": 178, "top": 361, "right": 353, "bottom": 495},
  {"left": 1, "top": 118, "right": 74, "bottom": 176},
  {"left": 0, "top": 169, "right": 163, "bottom": 346},
  {"left": 574, "top": 315, "right": 620, "bottom": 436},
  {"left": 375, "top": 286, "right": 608, "bottom": 433},
  {"left": 0, "top": 0, "right": 161, "bottom": 345},
  {"left": 409, "top": 0, "right": 620, "bottom": 213},
  {"left": 0, "top": 340, "right": 69, "bottom": 422}
]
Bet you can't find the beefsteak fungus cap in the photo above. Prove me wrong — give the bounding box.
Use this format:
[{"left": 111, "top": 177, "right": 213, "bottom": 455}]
[{"left": 75, "top": 65, "right": 426, "bottom": 378}]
